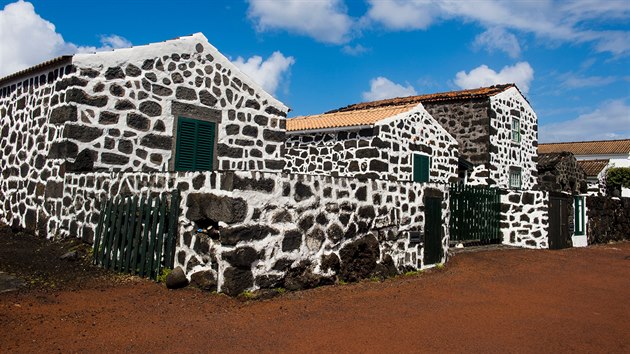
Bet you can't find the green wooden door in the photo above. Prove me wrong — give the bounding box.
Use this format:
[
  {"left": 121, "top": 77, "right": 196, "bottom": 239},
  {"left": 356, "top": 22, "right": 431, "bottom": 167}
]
[
  {"left": 175, "top": 117, "right": 215, "bottom": 171},
  {"left": 424, "top": 196, "right": 443, "bottom": 265}
]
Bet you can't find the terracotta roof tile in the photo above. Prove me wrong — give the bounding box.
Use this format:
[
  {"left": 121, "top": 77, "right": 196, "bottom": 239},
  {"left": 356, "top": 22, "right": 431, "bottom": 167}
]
[
  {"left": 538, "top": 139, "right": 630, "bottom": 155},
  {"left": 287, "top": 103, "right": 419, "bottom": 132},
  {"left": 578, "top": 159, "right": 610, "bottom": 177},
  {"left": 288, "top": 84, "right": 517, "bottom": 132},
  {"left": 327, "top": 84, "right": 515, "bottom": 113}
]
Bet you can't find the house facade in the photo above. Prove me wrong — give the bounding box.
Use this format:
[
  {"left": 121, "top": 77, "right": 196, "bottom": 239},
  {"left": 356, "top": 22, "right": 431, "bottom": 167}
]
[
  {"left": 325, "top": 84, "right": 539, "bottom": 190},
  {"left": 285, "top": 103, "right": 459, "bottom": 184},
  {"left": 0, "top": 33, "right": 289, "bottom": 238}
]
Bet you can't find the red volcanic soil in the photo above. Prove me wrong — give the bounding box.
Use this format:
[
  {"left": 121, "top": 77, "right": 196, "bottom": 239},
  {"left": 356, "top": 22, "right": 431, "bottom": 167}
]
[{"left": 1, "top": 227, "right": 628, "bottom": 353}]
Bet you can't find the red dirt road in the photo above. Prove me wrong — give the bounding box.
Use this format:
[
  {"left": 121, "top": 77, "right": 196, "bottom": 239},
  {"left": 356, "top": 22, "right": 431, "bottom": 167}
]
[{"left": 1, "top": 243, "right": 629, "bottom": 353}]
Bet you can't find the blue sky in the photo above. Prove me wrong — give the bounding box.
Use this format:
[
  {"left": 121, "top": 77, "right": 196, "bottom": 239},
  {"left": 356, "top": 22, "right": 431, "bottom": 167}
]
[{"left": 1, "top": 0, "right": 628, "bottom": 142}]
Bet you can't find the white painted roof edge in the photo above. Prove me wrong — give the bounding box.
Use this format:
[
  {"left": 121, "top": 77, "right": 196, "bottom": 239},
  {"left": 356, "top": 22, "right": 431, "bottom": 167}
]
[
  {"left": 376, "top": 102, "right": 459, "bottom": 146},
  {"left": 491, "top": 86, "right": 535, "bottom": 115},
  {"left": 72, "top": 33, "right": 289, "bottom": 113}
]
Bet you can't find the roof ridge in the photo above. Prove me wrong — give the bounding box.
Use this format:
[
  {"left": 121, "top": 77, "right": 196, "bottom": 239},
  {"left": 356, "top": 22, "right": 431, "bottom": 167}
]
[
  {"left": 291, "top": 102, "right": 419, "bottom": 120},
  {"left": 0, "top": 55, "right": 73, "bottom": 87},
  {"left": 539, "top": 138, "right": 630, "bottom": 145},
  {"left": 326, "top": 83, "right": 516, "bottom": 114},
  {"left": 0, "top": 34, "right": 202, "bottom": 87}
]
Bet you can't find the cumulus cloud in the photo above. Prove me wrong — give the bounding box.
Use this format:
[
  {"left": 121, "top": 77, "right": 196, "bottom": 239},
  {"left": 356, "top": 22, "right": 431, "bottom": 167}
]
[
  {"left": 0, "top": 1, "right": 131, "bottom": 77},
  {"left": 0, "top": 0, "right": 70, "bottom": 76},
  {"left": 365, "top": 0, "right": 441, "bottom": 30},
  {"left": 473, "top": 27, "right": 521, "bottom": 58},
  {"left": 247, "top": 0, "right": 353, "bottom": 44},
  {"left": 539, "top": 99, "right": 630, "bottom": 143},
  {"left": 454, "top": 62, "right": 534, "bottom": 93},
  {"left": 364, "top": 0, "right": 630, "bottom": 56},
  {"left": 232, "top": 51, "right": 295, "bottom": 95},
  {"left": 362, "top": 77, "right": 417, "bottom": 101}
]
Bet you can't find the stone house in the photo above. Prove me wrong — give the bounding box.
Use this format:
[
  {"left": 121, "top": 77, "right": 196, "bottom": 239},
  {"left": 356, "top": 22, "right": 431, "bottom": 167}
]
[
  {"left": 285, "top": 103, "right": 460, "bottom": 184},
  {"left": 317, "top": 84, "right": 539, "bottom": 190},
  {"left": 1, "top": 33, "right": 452, "bottom": 295},
  {"left": 0, "top": 33, "right": 289, "bottom": 238},
  {"left": 539, "top": 139, "right": 630, "bottom": 197}
]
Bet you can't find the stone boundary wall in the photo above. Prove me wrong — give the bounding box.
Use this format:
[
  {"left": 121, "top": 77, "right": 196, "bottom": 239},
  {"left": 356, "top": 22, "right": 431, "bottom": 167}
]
[
  {"left": 586, "top": 196, "right": 630, "bottom": 244},
  {"left": 61, "top": 171, "right": 450, "bottom": 295},
  {"left": 501, "top": 190, "right": 549, "bottom": 248},
  {"left": 537, "top": 152, "right": 588, "bottom": 194}
]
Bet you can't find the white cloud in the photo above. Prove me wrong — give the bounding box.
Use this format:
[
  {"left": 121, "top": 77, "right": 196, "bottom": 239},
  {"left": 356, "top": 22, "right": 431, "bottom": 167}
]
[
  {"left": 341, "top": 44, "right": 368, "bottom": 56},
  {"left": 362, "top": 77, "right": 417, "bottom": 101},
  {"left": 560, "top": 74, "right": 618, "bottom": 89},
  {"left": 75, "top": 35, "right": 133, "bottom": 54},
  {"left": 364, "top": 0, "right": 630, "bottom": 56},
  {"left": 473, "top": 27, "right": 521, "bottom": 58},
  {"left": 232, "top": 51, "right": 295, "bottom": 95},
  {"left": 76, "top": 35, "right": 133, "bottom": 53},
  {"left": 539, "top": 99, "right": 630, "bottom": 143},
  {"left": 365, "top": 0, "right": 440, "bottom": 30},
  {"left": 454, "top": 62, "right": 534, "bottom": 93},
  {"left": 0, "top": 1, "right": 131, "bottom": 77},
  {"left": 0, "top": 0, "right": 71, "bottom": 76},
  {"left": 247, "top": 0, "right": 353, "bottom": 44}
]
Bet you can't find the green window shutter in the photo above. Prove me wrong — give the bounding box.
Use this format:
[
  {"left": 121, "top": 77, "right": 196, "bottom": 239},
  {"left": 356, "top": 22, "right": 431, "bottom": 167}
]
[
  {"left": 175, "top": 118, "right": 196, "bottom": 171},
  {"left": 195, "top": 120, "right": 215, "bottom": 170},
  {"left": 512, "top": 118, "right": 521, "bottom": 143},
  {"left": 175, "top": 117, "right": 215, "bottom": 171},
  {"left": 413, "top": 154, "right": 430, "bottom": 183}
]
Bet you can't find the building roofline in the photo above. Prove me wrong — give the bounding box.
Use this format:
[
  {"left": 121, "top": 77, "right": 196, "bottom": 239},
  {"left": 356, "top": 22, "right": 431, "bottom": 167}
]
[
  {"left": 0, "top": 55, "right": 73, "bottom": 88},
  {"left": 325, "top": 84, "right": 519, "bottom": 114},
  {"left": 539, "top": 138, "right": 630, "bottom": 145}
]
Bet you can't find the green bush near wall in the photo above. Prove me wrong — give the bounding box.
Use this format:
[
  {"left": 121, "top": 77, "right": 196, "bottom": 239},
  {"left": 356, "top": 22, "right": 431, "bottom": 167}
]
[{"left": 606, "top": 167, "right": 630, "bottom": 191}]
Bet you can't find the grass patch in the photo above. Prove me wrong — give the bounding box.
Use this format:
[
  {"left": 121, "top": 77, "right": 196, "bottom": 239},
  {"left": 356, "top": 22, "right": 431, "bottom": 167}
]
[
  {"left": 241, "top": 290, "right": 256, "bottom": 299},
  {"left": 156, "top": 268, "right": 171, "bottom": 284},
  {"left": 404, "top": 270, "right": 422, "bottom": 277}
]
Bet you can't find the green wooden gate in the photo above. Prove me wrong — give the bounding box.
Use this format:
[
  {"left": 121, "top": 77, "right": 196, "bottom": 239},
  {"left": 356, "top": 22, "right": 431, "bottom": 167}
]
[
  {"left": 93, "top": 190, "right": 180, "bottom": 280},
  {"left": 449, "top": 184, "right": 501, "bottom": 243}
]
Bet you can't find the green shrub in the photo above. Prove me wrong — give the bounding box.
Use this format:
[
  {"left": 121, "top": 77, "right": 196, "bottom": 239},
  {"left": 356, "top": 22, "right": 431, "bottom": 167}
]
[
  {"left": 156, "top": 268, "right": 172, "bottom": 283},
  {"left": 606, "top": 167, "right": 630, "bottom": 189}
]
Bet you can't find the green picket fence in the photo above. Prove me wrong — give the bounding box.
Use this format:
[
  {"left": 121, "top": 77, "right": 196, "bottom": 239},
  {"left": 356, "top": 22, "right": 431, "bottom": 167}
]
[
  {"left": 449, "top": 184, "right": 501, "bottom": 243},
  {"left": 93, "top": 190, "right": 180, "bottom": 280}
]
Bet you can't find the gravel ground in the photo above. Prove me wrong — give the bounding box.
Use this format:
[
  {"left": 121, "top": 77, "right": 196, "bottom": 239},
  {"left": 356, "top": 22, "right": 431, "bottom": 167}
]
[{"left": 1, "top": 226, "right": 628, "bottom": 353}]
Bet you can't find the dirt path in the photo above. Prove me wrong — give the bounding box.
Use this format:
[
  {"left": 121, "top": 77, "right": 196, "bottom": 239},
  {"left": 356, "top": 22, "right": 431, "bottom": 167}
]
[{"left": 1, "top": 231, "right": 628, "bottom": 353}]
